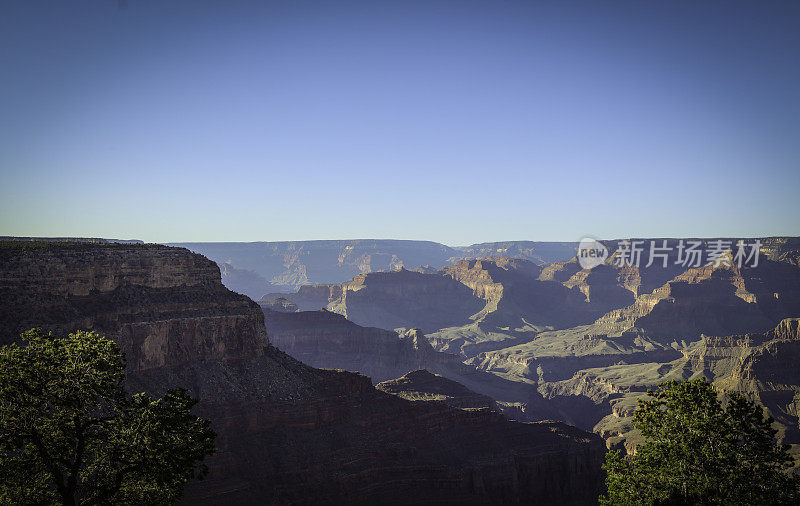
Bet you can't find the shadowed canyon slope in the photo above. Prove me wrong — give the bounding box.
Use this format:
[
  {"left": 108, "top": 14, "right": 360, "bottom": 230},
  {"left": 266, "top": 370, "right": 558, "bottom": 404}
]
[
  {"left": 169, "top": 239, "right": 579, "bottom": 297},
  {"left": 0, "top": 241, "right": 605, "bottom": 505},
  {"left": 262, "top": 308, "right": 461, "bottom": 383},
  {"left": 261, "top": 308, "right": 535, "bottom": 406}
]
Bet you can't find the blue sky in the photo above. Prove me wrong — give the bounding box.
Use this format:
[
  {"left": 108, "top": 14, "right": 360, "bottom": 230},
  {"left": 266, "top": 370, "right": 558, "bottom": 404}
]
[{"left": 1, "top": 0, "right": 798, "bottom": 244}]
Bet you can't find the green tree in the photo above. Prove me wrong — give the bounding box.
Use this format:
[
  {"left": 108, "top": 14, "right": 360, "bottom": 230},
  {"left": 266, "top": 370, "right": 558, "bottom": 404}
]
[
  {"left": 0, "top": 329, "right": 215, "bottom": 505},
  {"left": 601, "top": 378, "right": 800, "bottom": 506}
]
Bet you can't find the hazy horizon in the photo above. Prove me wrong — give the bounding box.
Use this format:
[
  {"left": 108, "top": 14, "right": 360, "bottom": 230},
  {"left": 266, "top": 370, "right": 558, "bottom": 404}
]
[{"left": 2, "top": 1, "right": 799, "bottom": 243}]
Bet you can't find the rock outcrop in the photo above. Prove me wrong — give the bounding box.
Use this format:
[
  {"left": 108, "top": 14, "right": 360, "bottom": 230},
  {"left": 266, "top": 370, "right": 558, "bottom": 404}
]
[
  {"left": 377, "top": 369, "right": 500, "bottom": 411},
  {"left": 258, "top": 296, "right": 299, "bottom": 312},
  {"left": 0, "top": 241, "right": 606, "bottom": 505},
  {"left": 583, "top": 257, "right": 800, "bottom": 341},
  {"left": 440, "top": 258, "right": 600, "bottom": 329}
]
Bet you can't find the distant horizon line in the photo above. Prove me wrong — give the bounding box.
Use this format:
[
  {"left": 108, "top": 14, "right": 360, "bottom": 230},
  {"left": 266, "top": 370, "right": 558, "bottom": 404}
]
[{"left": 3, "top": 235, "right": 799, "bottom": 249}]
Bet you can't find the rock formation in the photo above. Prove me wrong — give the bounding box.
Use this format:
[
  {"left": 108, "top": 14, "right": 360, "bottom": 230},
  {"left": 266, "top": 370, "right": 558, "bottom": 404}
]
[
  {"left": 377, "top": 369, "right": 499, "bottom": 411},
  {"left": 0, "top": 241, "right": 268, "bottom": 371},
  {"left": 274, "top": 257, "right": 603, "bottom": 357},
  {"left": 549, "top": 318, "right": 800, "bottom": 451},
  {"left": 258, "top": 296, "right": 299, "bottom": 312}
]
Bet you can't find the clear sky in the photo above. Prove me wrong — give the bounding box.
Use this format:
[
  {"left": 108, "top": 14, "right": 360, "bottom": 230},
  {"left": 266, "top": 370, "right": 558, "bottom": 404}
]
[{"left": 1, "top": 0, "right": 798, "bottom": 245}]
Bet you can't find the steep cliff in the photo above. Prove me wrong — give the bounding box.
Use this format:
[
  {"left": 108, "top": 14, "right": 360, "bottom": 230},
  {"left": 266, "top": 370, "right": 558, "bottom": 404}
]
[
  {"left": 440, "top": 258, "right": 600, "bottom": 329},
  {"left": 0, "top": 241, "right": 268, "bottom": 370},
  {"left": 542, "top": 237, "right": 800, "bottom": 316},
  {"left": 0, "top": 241, "right": 606, "bottom": 505}
]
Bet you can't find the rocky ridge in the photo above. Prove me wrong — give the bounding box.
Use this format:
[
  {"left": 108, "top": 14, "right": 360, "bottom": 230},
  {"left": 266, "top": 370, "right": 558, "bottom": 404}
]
[{"left": 377, "top": 369, "right": 500, "bottom": 411}]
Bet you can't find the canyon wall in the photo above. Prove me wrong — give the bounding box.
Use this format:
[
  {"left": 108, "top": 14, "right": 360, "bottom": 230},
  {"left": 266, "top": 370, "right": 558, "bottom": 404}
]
[{"left": 0, "top": 242, "right": 268, "bottom": 370}]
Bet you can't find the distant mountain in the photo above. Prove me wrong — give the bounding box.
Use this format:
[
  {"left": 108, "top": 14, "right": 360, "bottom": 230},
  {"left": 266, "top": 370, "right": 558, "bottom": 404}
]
[{"left": 168, "top": 239, "right": 578, "bottom": 296}]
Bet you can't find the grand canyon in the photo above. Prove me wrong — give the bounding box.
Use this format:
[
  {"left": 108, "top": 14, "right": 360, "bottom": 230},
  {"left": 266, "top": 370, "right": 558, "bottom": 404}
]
[
  {"left": 3, "top": 1, "right": 799, "bottom": 504},
  {"left": 2, "top": 237, "right": 800, "bottom": 503}
]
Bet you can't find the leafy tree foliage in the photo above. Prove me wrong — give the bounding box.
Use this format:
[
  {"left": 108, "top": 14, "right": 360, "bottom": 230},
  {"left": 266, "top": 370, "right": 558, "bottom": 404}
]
[
  {"left": 601, "top": 378, "right": 800, "bottom": 506},
  {"left": 0, "top": 329, "right": 215, "bottom": 505}
]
